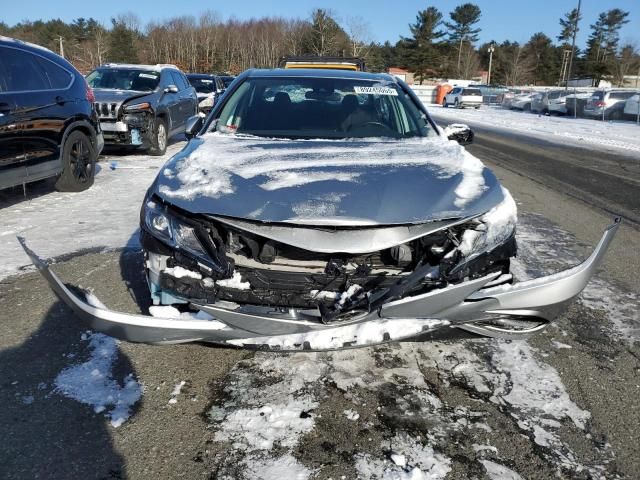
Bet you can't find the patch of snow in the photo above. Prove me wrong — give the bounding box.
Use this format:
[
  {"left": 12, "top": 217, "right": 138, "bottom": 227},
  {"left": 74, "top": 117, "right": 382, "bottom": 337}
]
[
  {"left": 148, "top": 306, "right": 227, "bottom": 328},
  {"left": 260, "top": 170, "right": 360, "bottom": 191},
  {"left": 168, "top": 380, "right": 186, "bottom": 404},
  {"left": 163, "top": 265, "right": 202, "bottom": 279},
  {"left": 552, "top": 341, "right": 573, "bottom": 349},
  {"left": 430, "top": 104, "right": 640, "bottom": 155},
  {"left": 472, "top": 444, "right": 498, "bottom": 454},
  {"left": 242, "top": 453, "right": 315, "bottom": 480},
  {"left": 228, "top": 319, "right": 450, "bottom": 350},
  {"left": 344, "top": 409, "right": 360, "bottom": 421},
  {"left": 216, "top": 271, "right": 251, "bottom": 290},
  {"left": 54, "top": 331, "right": 142, "bottom": 428},
  {"left": 390, "top": 453, "right": 407, "bottom": 467},
  {"left": 480, "top": 460, "right": 524, "bottom": 480}
]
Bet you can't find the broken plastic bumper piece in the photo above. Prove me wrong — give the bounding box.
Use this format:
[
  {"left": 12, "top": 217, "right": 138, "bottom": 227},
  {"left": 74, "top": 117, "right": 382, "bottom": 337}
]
[{"left": 18, "top": 218, "right": 619, "bottom": 350}]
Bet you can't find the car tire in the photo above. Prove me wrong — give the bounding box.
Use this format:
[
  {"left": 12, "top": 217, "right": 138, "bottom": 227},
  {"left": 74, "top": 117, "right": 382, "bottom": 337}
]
[
  {"left": 455, "top": 99, "right": 459, "bottom": 108},
  {"left": 475, "top": 105, "right": 480, "bottom": 110},
  {"left": 443, "top": 99, "right": 448, "bottom": 108},
  {"left": 610, "top": 109, "right": 622, "bottom": 121},
  {"left": 149, "top": 117, "right": 168, "bottom": 156},
  {"left": 55, "top": 130, "right": 96, "bottom": 192},
  {"left": 523, "top": 103, "right": 531, "bottom": 112}
]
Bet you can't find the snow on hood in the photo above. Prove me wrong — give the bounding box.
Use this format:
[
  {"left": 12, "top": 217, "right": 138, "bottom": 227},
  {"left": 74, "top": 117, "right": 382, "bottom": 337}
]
[{"left": 154, "top": 133, "right": 504, "bottom": 225}]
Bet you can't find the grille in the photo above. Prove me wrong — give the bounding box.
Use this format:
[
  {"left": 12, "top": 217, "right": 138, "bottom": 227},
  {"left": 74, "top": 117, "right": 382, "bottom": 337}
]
[{"left": 95, "top": 102, "right": 119, "bottom": 118}]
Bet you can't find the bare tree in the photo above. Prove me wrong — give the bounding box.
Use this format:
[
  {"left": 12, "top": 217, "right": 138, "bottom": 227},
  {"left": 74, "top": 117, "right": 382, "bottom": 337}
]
[{"left": 345, "top": 16, "right": 371, "bottom": 57}]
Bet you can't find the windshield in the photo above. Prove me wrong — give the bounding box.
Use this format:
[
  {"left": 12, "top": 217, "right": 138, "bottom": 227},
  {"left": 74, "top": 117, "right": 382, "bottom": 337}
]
[
  {"left": 212, "top": 76, "right": 432, "bottom": 139},
  {"left": 188, "top": 76, "right": 215, "bottom": 94},
  {"left": 86, "top": 69, "right": 160, "bottom": 91}
]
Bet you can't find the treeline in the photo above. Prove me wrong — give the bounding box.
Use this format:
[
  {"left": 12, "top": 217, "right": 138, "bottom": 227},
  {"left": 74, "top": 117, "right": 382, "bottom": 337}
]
[{"left": 1, "top": 5, "right": 638, "bottom": 86}]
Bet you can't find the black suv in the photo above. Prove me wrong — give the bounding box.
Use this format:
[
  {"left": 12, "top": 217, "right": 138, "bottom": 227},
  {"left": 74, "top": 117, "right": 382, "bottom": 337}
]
[
  {"left": 86, "top": 64, "right": 198, "bottom": 156},
  {"left": 0, "top": 37, "right": 103, "bottom": 192}
]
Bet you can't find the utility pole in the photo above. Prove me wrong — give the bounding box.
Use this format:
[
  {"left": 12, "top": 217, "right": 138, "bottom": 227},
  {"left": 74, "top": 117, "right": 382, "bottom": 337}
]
[
  {"left": 487, "top": 43, "right": 495, "bottom": 84},
  {"left": 58, "top": 36, "right": 64, "bottom": 58}
]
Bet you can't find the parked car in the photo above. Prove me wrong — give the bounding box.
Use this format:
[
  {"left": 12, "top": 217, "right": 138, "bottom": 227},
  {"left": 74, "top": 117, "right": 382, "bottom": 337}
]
[
  {"left": 500, "top": 89, "right": 533, "bottom": 109},
  {"left": 186, "top": 73, "right": 226, "bottom": 114},
  {"left": 220, "top": 75, "right": 235, "bottom": 89},
  {"left": 583, "top": 89, "right": 636, "bottom": 120},
  {"left": 86, "top": 63, "right": 198, "bottom": 155},
  {"left": 565, "top": 91, "right": 594, "bottom": 117},
  {"left": 0, "top": 36, "right": 103, "bottom": 192},
  {"left": 623, "top": 93, "right": 640, "bottom": 119},
  {"left": 469, "top": 84, "right": 510, "bottom": 104},
  {"left": 443, "top": 87, "right": 482, "bottom": 108},
  {"left": 509, "top": 92, "right": 537, "bottom": 111},
  {"left": 23, "top": 68, "right": 619, "bottom": 350},
  {"left": 532, "top": 90, "right": 571, "bottom": 115}
]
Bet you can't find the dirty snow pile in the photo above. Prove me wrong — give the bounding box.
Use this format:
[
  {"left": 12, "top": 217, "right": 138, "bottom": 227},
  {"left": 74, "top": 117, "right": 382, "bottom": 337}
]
[
  {"left": 54, "top": 331, "right": 142, "bottom": 427},
  {"left": 158, "top": 132, "right": 489, "bottom": 213},
  {"left": 1, "top": 143, "right": 183, "bottom": 280},
  {"left": 430, "top": 104, "right": 640, "bottom": 155}
]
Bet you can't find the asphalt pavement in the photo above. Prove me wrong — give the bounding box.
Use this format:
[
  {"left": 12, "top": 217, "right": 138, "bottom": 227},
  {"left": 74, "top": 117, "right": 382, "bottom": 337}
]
[{"left": 1, "top": 128, "right": 639, "bottom": 480}]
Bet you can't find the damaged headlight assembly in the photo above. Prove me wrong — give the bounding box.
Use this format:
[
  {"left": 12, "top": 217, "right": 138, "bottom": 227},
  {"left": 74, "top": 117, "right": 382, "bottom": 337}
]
[{"left": 143, "top": 199, "right": 208, "bottom": 259}]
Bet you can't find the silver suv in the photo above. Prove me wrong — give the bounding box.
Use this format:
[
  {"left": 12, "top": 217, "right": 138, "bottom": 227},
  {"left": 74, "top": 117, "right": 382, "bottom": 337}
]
[{"left": 583, "top": 89, "right": 636, "bottom": 121}]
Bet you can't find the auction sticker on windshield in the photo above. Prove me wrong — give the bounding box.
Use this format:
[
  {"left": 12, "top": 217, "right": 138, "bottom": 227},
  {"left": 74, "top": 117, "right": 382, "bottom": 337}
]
[{"left": 354, "top": 86, "right": 398, "bottom": 96}]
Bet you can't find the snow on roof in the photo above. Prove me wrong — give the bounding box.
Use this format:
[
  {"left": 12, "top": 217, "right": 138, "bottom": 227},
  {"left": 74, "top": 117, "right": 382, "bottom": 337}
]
[{"left": 100, "top": 63, "right": 178, "bottom": 71}]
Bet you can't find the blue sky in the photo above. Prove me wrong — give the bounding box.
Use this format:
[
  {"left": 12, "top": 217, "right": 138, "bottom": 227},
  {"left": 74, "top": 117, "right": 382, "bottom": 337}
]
[{"left": 3, "top": 0, "right": 639, "bottom": 49}]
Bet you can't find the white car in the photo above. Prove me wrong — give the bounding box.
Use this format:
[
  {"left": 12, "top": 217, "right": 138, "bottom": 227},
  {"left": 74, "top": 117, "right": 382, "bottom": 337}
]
[
  {"left": 443, "top": 87, "right": 482, "bottom": 109},
  {"left": 623, "top": 93, "right": 640, "bottom": 118},
  {"left": 510, "top": 92, "right": 537, "bottom": 111}
]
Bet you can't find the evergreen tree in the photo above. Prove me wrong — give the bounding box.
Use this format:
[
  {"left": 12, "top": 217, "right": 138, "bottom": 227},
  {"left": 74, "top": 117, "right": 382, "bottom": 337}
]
[
  {"left": 106, "top": 18, "right": 138, "bottom": 63},
  {"left": 524, "top": 32, "right": 561, "bottom": 85},
  {"left": 445, "top": 3, "right": 481, "bottom": 76},
  {"left": 557, "top": 8, "right": 581, "bottom": 46},
  {"left": 302, "top": 9, "right": 349, "bottom": 56},
  {"left": 585, "top": 9, "right": 630, "bottom": 83},
  {"left": 401, "top": 6, "right": 445, "bottom": 82}
]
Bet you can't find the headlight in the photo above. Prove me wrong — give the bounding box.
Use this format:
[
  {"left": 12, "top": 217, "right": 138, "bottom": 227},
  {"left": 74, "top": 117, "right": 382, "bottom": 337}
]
[
  {"left": 143, "top": 200, "right": 208, "bottom": 257},
  {"left": 199, "top": 96, "right": 214, "bottom": 108},
  {"left": 124, "top": 102, "right": 151, "bottom": 112},
  {"left": 459, "top": 187, "right": 517, "bottom": 259}
]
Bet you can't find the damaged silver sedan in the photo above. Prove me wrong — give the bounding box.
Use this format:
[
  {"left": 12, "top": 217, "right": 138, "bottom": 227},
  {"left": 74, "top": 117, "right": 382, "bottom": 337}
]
[{"left": 22, "top": 69, "right": 620, "bottom": 350}]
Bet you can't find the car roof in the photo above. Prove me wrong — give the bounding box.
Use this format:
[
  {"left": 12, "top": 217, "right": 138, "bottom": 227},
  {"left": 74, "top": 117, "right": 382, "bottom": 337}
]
[
  {"left": 187, "top": 73, "right": 216, "bottom": 78},
  {"left": 97, "top": 63, "right": 178, "bottom": 71},
  {"left": 244, "top": 68, "right": 397, "bottom": 82},
  {"left": 0, "top": 35, "right": 79, "bottom": 73}
]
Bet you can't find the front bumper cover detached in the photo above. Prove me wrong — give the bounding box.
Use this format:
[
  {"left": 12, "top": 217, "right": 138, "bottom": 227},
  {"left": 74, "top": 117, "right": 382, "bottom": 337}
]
[{"left": 19, "top": 219, "right": 619, "bottom": 351}]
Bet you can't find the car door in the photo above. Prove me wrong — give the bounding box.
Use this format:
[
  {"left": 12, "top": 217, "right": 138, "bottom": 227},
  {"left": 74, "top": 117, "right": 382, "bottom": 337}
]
[
  {"left": 0, "top": 52, "right": 24, "bottom": 177},
  {"left": 160, "top": 71, "right": 181, "bottom": 133},
  {"left": 0, "top": 45, "right": 71, "bottom": 186},
  {"left": 175, "top": 71, "right": 197, "bottom": 123}
]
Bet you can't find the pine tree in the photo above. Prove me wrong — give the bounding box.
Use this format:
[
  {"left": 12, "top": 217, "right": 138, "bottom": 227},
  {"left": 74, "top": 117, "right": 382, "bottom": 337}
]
[
  {"left": 557, "top": 8, "right": 581, "bottom": 46},
  {"left": 445, "top": 3, "right": 482, "bottom": 76},
  {"left": 524, "top": 32, "right": 561, "bottom": 85},
  {"left": 401, "top": 6, "right": 445, "bottom": 83},
  {"left": 106, "top": 18, "right": 138, "bottom": 63},
  {"left": 585, "top": 9, "right": 630, "bottom": 83}
]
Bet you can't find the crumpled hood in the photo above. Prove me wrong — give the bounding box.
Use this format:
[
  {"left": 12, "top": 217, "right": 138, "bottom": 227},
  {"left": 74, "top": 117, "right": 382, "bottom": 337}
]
[
  {"left": 93, "top": 88, "right": 149, "bottom": 104},
  {"left": 153, "top": 133, "right": 504, "bottom": 225}
]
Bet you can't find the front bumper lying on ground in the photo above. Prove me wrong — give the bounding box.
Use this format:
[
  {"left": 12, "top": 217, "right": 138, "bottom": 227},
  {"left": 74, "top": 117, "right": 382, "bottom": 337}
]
[{"left": 18, "top": 218, "right": 619, "bottom": 350}]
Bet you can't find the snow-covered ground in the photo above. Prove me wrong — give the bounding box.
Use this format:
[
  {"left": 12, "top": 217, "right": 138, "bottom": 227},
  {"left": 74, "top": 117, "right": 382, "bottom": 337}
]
[
  {"left": 429, "top": 104, "right": 640, "bottom": 156},
  {"left": 0, "top": 142, "right": 184, "bottom": 280}
]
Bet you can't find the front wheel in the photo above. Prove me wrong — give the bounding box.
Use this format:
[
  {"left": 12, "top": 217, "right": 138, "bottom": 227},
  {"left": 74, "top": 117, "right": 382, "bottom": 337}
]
[
  {"left": 149, "top": 118, "right": 168, "bottom": 156},
  {"left": 55, "top": 130, "right": 96, "bottom": 192},
  {"left": 443, "top": 99, "right": 448, "bottom": 108}
]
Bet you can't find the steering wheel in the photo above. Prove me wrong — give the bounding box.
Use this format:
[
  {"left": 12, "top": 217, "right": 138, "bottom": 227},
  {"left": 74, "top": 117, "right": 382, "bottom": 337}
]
[{"left": 347, "top": 121, "right": 391, "bottom": 132}]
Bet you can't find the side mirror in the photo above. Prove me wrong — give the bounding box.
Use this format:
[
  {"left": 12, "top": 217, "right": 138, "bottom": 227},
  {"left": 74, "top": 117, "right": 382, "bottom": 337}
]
[
  {"left": 443, "top": 123, "right": 474, "bottom": 145},
  {"left": 185, "top": 115, "right": 204, "bottom": 139},
  {"left": 164, "top": 85, "right": 179, "bottom": 94}
]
